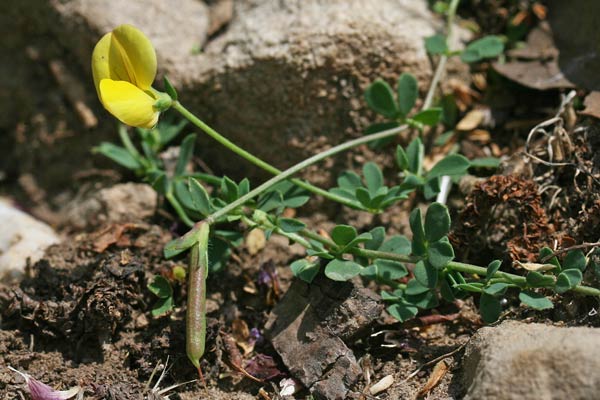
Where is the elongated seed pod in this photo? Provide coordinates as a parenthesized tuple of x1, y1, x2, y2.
(186, 222, 210, 369)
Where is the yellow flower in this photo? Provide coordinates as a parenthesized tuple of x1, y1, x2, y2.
(92, 24, 162, 128)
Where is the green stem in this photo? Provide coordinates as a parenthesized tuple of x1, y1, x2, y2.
(166, 191, 195, 227)
(204, 123, 409, 224)
(422, 0, 460, 110)
(172, 101, 403, 209)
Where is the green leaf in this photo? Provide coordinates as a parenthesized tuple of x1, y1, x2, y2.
(163, 76, 178, 101)
(151, 296, 174, 317)
(347, 232, 374, 249)
(380, 235, 412, 255)
(175, 134, 196, 176)
(93, 142, 142, 170)
(387, 303, 418, 322)
(173, 180, 195, 210)
(425, 34, 448, 55)
(424, 203, 451, 242)
(396, 145, 409, 171)
(435, 131, 455, 146)
(364, 122, 400, 149)
(148, 275, 173, 298)
(331, 225, 357, 246)
(440, 278, 456, 302)
(397, 73, 418, 116)
(409, 208, 427, 256)
(279, 218, 306, 233)
(440, 95, 458, 126)
(337, 171, 363, 191)
(414, 260, 438, 288)
(555, 269, 583, 293)
(427, 239, 454, 269)
(364, 79, 399, 118)
(539, 247, 561, 271)
(519, 291, 553, 310)
(188, 178, 211, 215)
(290, 259, 320, 283)
(157, 119, 187, 145)
(485, 260, 502, 281)
(405, 278, 431, 295)
(257, 190, 283, 212)
(406, 138, 424, 175)
(427, 154, 471, 179)
(453, 283, 484, 293)
(405, 290, 439, 309)
(461, 35, 504, 63)
(363, 162, 384, 195)
(480, 293, 502, 323)
(423, 177, 441, 200)
(361, 260, 408, 281)
(526, 271, 555, 288)
(164, 226, 205, 258)
(365, 227, 386, 251)
(470, 157, 500, 169)
(563, 250, 587, 272)
(220, 176, 239, 203)
(483, 282, 509, 296)
(324, 259, 363, 281)
(411, 108, 443, 126)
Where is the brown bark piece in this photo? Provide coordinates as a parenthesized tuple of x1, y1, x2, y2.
(265, 274, 382, 399)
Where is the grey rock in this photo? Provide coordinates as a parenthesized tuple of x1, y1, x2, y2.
(0, 200, 61, 283)
(61, 183, 157, 230)
(461, 320, 600, 400)
(265, 273, 382, 399)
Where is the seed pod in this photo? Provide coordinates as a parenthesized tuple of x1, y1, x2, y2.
(186, 222, 210, 368)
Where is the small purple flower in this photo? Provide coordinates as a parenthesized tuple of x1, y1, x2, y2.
(249, 327, 264, 346)
(8, 367, 82, 400)
(257, 263, 277, 287)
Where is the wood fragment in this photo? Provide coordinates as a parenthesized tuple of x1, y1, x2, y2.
(416, 359, 450, 398)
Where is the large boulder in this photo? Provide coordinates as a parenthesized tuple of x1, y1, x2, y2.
(461, 320, 600, 400)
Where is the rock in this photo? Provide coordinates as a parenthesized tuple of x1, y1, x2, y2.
(1, 0, 443, 191)
(265, 273, 382, 399)
(0, 200, 60, 283)
(461, 320, 600, 400)
(61, 183, 157, 230)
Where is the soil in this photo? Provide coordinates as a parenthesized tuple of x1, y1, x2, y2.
(2, 1, 600, 400)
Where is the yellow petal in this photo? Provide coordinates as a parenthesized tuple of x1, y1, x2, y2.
(99, 79, 159, 128)
(91, 32, 112, 98)
(111, 24, 157, 90)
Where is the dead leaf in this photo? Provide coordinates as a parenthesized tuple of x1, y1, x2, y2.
(494, 23, 575, 90)
(231, 318, 254, 356)
(416, 359, 449, 398)
(221, 331, 263, 383)
(514, 260, 557, 272)
(417, 313, 460, 326)
(244, 354, 284, 380)
(456, 109, 486, 131)
(246, 228, 266, 255)
(580, 91, 600, 120)
(91, 223, 143, 252)
(369, 374, 394, 395)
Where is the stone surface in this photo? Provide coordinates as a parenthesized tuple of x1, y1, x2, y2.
(61, 183, 158, 230)
(265, 273, 382, 399)
(0, 200, 61, 283)
(461, 320, 600, 400)
(1, 0, 442, 191)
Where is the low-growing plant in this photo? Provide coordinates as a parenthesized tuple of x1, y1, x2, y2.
(90, 1, 600, 373)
